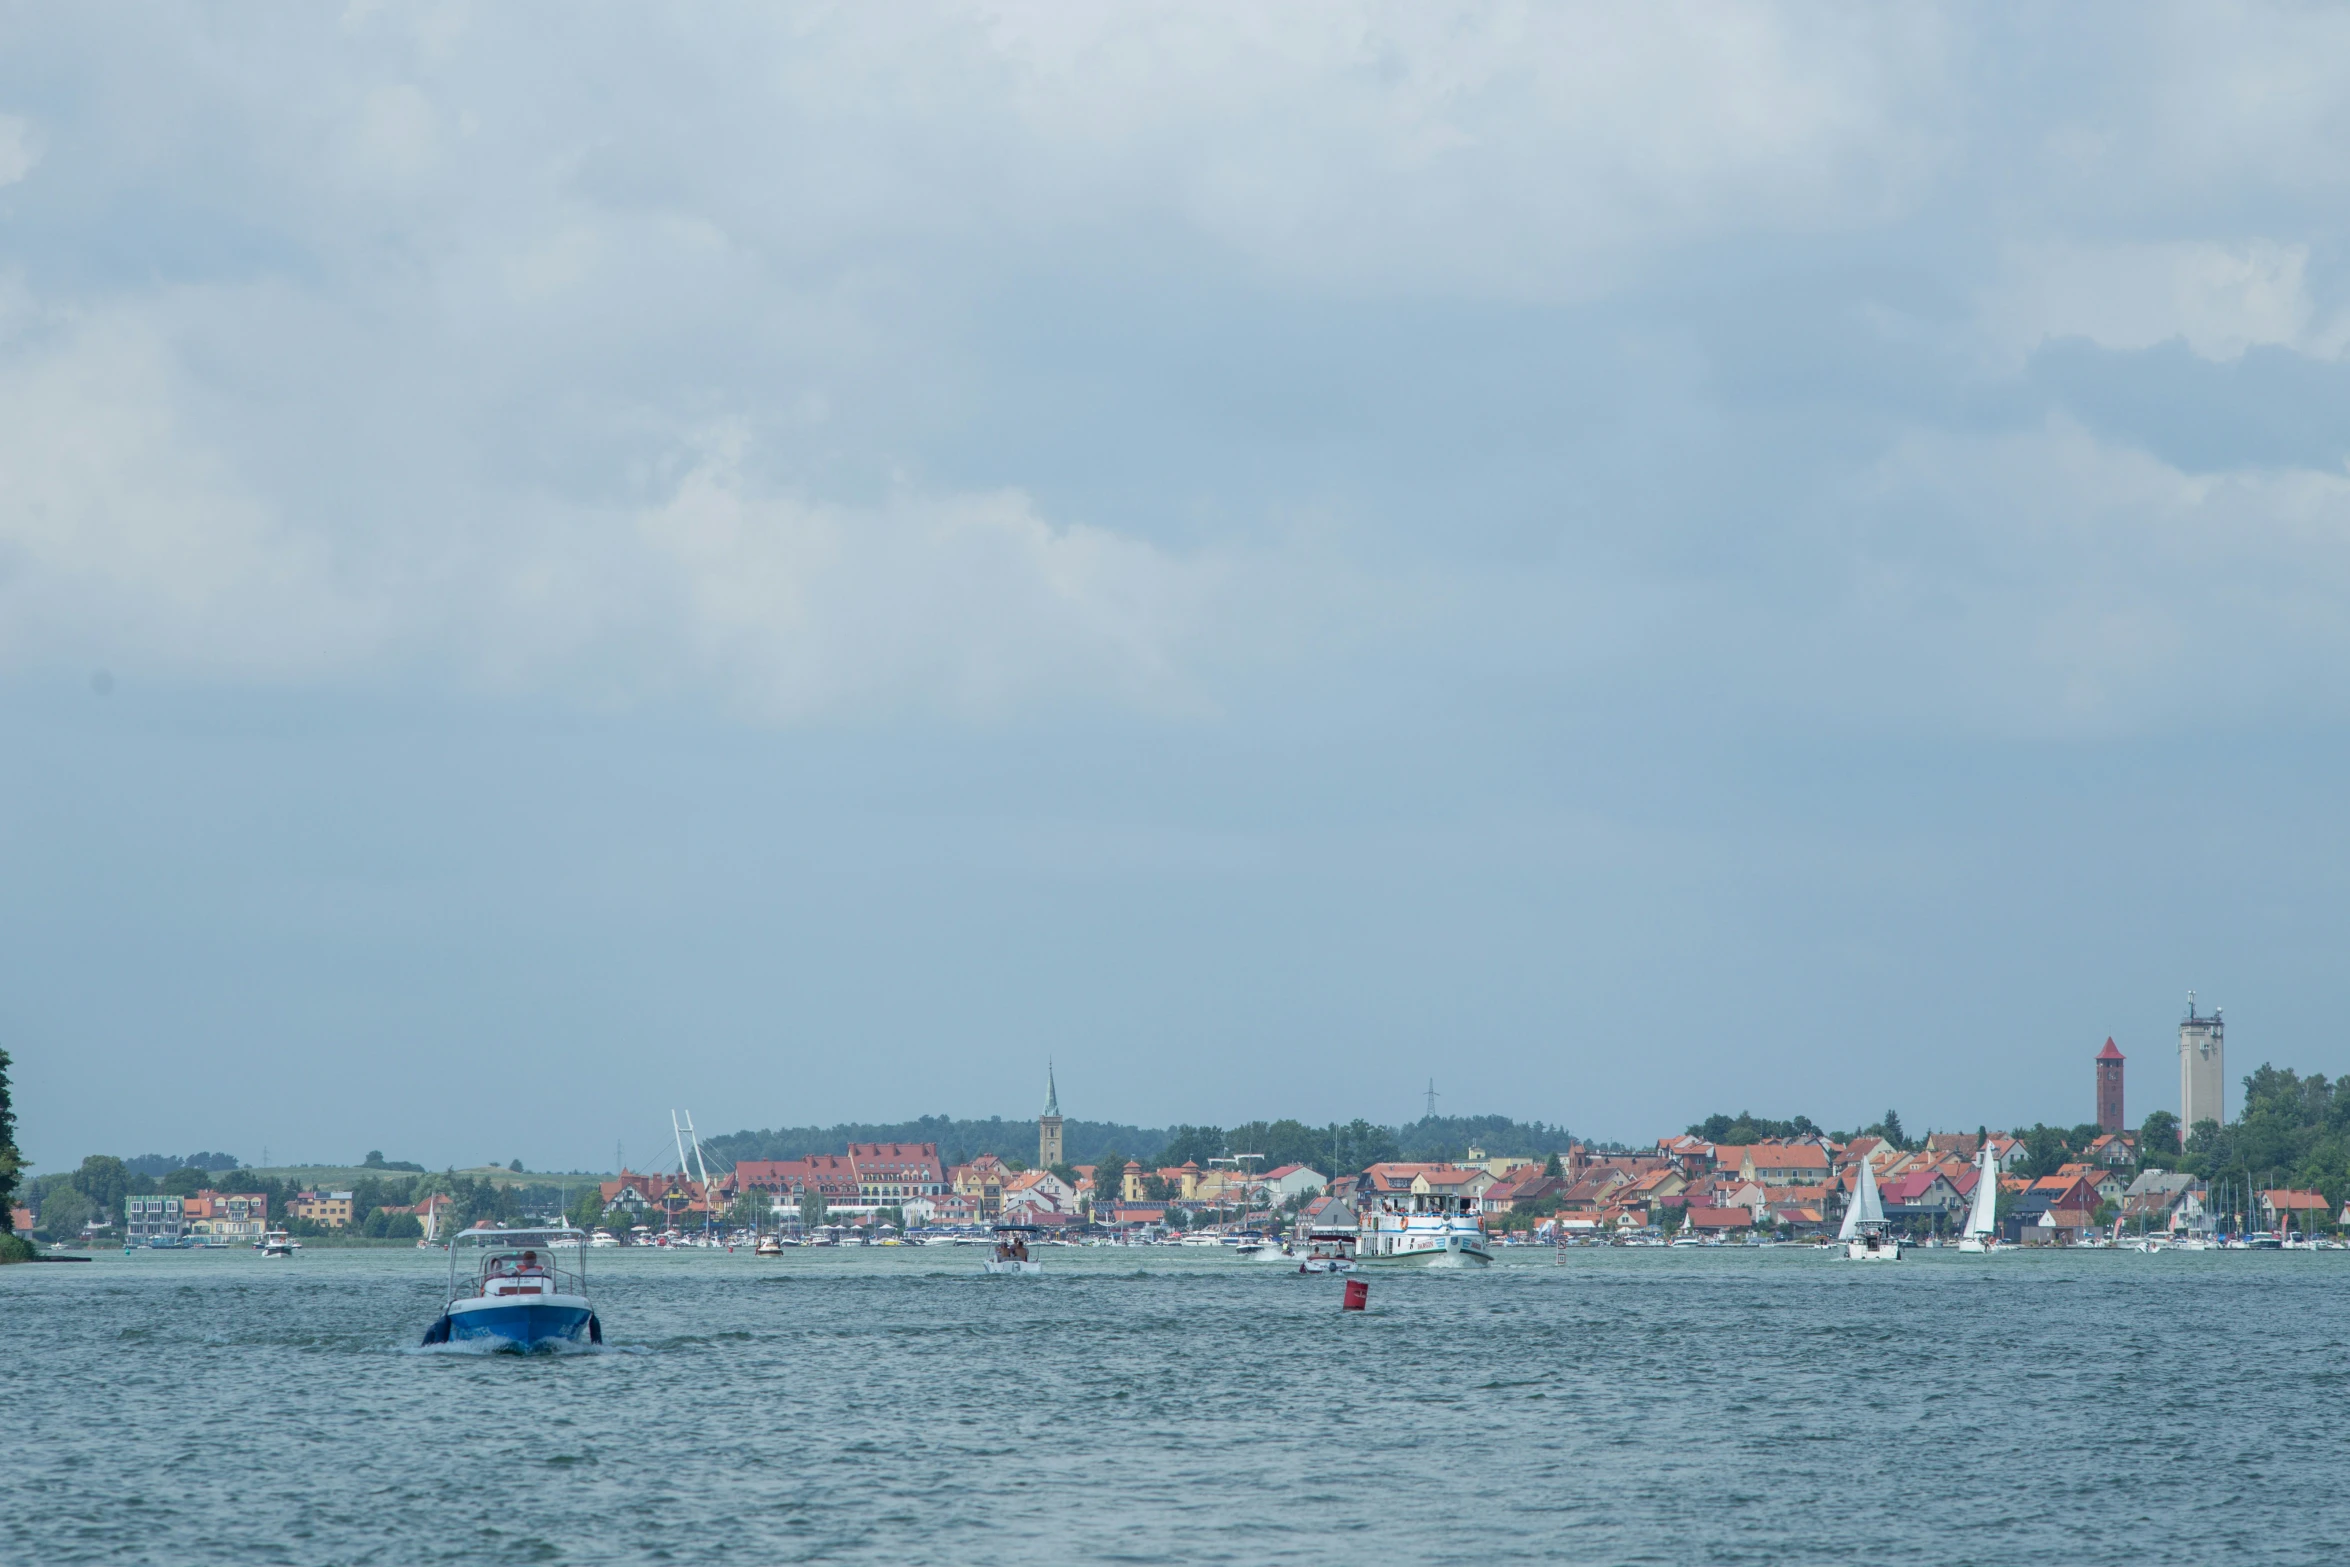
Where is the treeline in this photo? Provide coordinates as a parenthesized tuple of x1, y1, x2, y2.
(2175, 1065, 2350, 1205)
(19, 1157, 592, 1243)
(702, 1112, 1574, 1179)
(702, 1116, 1176, 1172)
(123, 1151, 242, 1178)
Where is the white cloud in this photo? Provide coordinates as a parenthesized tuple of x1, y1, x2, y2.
(1818, 416, 2350, 732)
(0, 300, 1224, 718)
(626, 436, 1222, 721)
(0, 112, 38, 186)
(0, 301, 382, 677)
(1988, 240, 2319, 364)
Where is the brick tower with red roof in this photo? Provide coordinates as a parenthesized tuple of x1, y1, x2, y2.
(2095, 1038, 2125, 1134)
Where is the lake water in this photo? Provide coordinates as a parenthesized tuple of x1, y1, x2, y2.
(6, 1242, 2343, 1565)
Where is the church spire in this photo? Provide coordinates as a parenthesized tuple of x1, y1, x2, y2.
(1043, 1059, 1060, 1117)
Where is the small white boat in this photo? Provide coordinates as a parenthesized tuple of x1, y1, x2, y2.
(983, 1224, 1044, 1275)
(589, 1230, 621, 1249)
(258, 1230, 299, 1257)
(1840, 1152, 1901, 1262)
(1955, 1146, 2000, 1253)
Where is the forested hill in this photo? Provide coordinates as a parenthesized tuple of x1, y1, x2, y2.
(698, 1113, 1575, 1175)
(700, 1117, 1172, 1171)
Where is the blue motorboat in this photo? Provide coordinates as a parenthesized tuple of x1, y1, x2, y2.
(420, 1226, 602, 1350)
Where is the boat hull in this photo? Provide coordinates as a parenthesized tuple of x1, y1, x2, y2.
(1843, 1240, 1903, 1261)
(1357, 1240, 1492, 1266)
(983, 1259, 1042, 1275)
(429, 1294, 599, 1349)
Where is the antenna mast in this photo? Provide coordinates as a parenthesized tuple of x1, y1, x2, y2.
(1424, 1078, 1440, 1119)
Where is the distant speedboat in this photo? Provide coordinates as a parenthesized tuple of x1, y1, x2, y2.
(259, 1231, 299, 1257)
(984, 1224, 1044, 1275)
(421, 1227, 601, 1350)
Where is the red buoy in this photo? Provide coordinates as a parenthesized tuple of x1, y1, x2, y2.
(1342, 1278, 1368, 1311)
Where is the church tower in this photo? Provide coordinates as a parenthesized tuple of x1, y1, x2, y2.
(2095, 1038, 2125, 1133)
(1037, 1061, 1064, 1170)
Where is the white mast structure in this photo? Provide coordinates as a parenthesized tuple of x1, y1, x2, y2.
(671, 1110, 716, 1241)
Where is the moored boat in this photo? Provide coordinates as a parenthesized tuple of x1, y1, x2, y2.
(259, 1230, 300, 1257)
(420, 1226, 601, 1350)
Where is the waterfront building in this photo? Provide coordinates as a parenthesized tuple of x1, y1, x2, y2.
(1037, 1063, 1063, 1170)
(182, 1190, 269, 1245)
(2260, 1189, 2329, 1233)
(1683, 1205, 1753, 1234)
(2096, 1038, 2126, 1133)
(1120, 1160, 1146, 1201)
(1000, 1169, 1076, 1218)
(1260, 1164, 1327, 1204)
(848, 1143, 947, 1207)
(291, 1191, 355, 1227)
(2180, 995, 2225, 1131)
(950, 1155, 1008, 1218)
(125, 1195, 185, 1242)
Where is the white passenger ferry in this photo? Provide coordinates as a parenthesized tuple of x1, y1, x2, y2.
(1356, 1191, 1492, 1266)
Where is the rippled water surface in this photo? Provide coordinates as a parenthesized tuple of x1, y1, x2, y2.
(7, 1243, 2346, 1565)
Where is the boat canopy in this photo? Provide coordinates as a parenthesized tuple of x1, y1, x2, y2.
(451, 1226, 588, 1250)
(990, 1223, 1047, 1234)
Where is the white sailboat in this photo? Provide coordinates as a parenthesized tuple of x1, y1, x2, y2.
(1956, 1145, 2000, 1253)
(1840, 1148, 1901, 1261)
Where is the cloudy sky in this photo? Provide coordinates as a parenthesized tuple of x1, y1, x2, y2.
(7, 4, 2350, 1173)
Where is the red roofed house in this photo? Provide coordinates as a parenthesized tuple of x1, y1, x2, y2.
(1723, 1144, 1831, 1186)
(2261, 1189, 2329, 1235)
(848, 1143, 946, 1208)
(1683, 1205, 1754, 1234)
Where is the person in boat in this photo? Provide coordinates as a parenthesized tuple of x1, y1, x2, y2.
(516, 1249, 544, 1277)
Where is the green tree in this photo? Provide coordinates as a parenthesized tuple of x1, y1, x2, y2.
(1543, 1152, 1564, 1178)
(0, 1047, 19, 1235)
(72, 1155, 128, 1227)
(1091, 1149, 1128, 1213)
(160, 1165, 212, 1198)
(798, 1189, 828, 1232)
(2138, 1111, 2181, 1163)
(2017, 1124, 2072, 1179)
(1157, 1125, 1226, 1168)
(1689, 1111, 1822, 1144)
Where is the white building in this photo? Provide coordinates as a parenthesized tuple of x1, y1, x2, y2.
(1261, 1165, 1327, 1204)
(2180, 995, 2225, 1132)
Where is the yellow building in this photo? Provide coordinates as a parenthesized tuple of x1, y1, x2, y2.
(291, 1191, 354, 1227)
